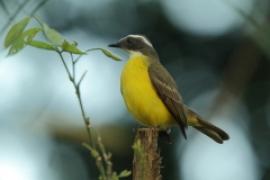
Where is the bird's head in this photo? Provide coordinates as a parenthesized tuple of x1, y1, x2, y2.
(108, 34, 157, 57)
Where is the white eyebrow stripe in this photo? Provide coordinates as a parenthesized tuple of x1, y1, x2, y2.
(128, 35, 153, 47)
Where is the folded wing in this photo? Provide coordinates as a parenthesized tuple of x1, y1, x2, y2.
(148, 62, 188, 138)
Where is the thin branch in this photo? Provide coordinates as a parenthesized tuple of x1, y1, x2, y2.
(222, 0, 260, 28)
(74, 82, 92, 144)
(29, 0, 50, 16)
(58, 51, 73, 81)
(74, 54, 84, 64)
(83, 143, 107, 178)
(0, 0, 31, 34)
(74, 48, 99, 64)
(77, 70, 87, 87)
(70, 53, 76, 81)
(97, 136, 113, 177)
(1, 0, 49, 35)
(57, 50, 94, 147)
(0, 0, 10, 16)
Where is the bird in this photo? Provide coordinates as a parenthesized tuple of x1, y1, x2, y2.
(109, 34, 229, 144)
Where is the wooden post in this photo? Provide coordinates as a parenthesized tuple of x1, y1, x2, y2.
(132, 128, 162, 180)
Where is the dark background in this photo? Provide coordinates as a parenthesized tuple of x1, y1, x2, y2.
(0, 0, 269, 179)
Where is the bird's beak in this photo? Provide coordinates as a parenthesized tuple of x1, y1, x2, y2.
(108, 42, 120, 48)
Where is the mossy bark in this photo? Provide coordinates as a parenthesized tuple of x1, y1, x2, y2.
(132, 128, 162, 180)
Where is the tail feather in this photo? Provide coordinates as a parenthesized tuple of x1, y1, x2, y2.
(194, 127, 224, 144)
(196, 118, 229, 141)
(187, 108, 229, 144)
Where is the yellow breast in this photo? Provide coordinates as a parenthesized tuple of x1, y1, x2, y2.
(120, 53, 175, 128)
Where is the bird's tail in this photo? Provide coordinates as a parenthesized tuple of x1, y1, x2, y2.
(186, 108, 229, 144)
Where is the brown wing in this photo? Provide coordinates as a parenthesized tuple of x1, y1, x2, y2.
(148, 62, 188, 138)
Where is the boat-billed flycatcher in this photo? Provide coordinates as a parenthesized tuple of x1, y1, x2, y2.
(109, 35, 229, 144)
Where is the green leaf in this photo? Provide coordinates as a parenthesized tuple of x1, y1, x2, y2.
(4, 16, 31, 48)
(23, 27, 41, 43)
(87, 48, 121, 61)
(112, 172, 119, 180)
(6, 27, 42, 56)
(8, 37, 25, 55)
(62, 40, 86, 55)
(99, 48, 121, 61)
(27, 40, 56, 51)
(42, 23, 65, 46)
(118, 170, 131, 178)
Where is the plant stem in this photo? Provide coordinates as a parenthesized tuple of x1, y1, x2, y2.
(55, 50, 122, 179)
(97, 136, 113, 177)
(70, 53, 76, 81)
(58, 51, 73, 81)
(75, 81, 93, 144)
(0, 0, 10, 16)
(30, 0, 50, 16)
(57, 50, 94, 147)
(0, 0, 31, 34)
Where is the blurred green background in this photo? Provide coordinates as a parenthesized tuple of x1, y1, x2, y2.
(0, 0, 270, 179)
